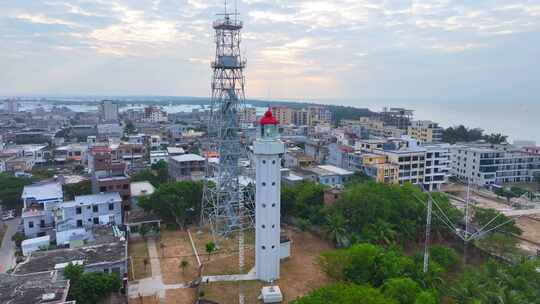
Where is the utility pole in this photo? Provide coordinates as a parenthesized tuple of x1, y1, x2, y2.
(464, 179, 471, 264)
(423, 196, 432, 273)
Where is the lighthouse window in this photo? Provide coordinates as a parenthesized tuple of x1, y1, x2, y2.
(262, 225, 266, 229)
(262, 182, 266, 186)
(272, 203, 276, 207)
(272, 160, 276, 164)
(262, 160, 266, 164)
(271, 245, 275, 249)
(272, 224, 275, 228)
(272, 182, 276, 186)
(262, 204, 266, 208)
(262, 246, 266, 250)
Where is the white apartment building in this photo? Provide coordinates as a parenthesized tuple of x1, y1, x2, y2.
(21, 182, 64, 238)
(450, 145, 540, 186)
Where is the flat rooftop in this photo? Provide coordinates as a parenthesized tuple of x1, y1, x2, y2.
(22, 182, 63, 201)
(0, 272, 69, 304)
(14, 239, 126, 275)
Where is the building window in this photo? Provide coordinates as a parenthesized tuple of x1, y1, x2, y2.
(76, 207, 82, 214)
(28, 221, 34, 228)
(93, 205, 99, 213)
(77, 220, 83, 227)
(109, 203, 114, 211)
(100, 186, 107, 192)
(93, 217, 99, 224)
(123, 184, 129, 189)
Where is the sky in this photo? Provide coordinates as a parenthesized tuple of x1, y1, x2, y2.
(1, 0, 539, 103)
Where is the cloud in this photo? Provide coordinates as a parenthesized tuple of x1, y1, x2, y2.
(0, 0, 539, 100)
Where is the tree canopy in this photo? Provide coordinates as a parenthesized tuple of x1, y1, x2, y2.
(0, 173, 33, 210)
(63, 263, 121, 304)
(138, 181, 202, 227)
(64, 180, 92, 200)
(293, 283, 395, 304)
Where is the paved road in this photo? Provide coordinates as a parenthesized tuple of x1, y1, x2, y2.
(0, 218, 18, 273)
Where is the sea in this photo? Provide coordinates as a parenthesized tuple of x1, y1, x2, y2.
(4, 98, 539, 145)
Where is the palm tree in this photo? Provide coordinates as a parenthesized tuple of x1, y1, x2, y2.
(143, 258, 149, 271)
(205, 242, 216, 261)
(324, 212, 348, 247)
(180, 260, 189, 275)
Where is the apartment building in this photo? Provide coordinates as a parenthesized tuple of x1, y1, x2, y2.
(21, 182, 63, 238)
(407, 120, 443, 143)
(59, 192, 122, 229)
(270, 106, 294, 125)
(99, 100, 119, 122)
(239, 107, 257, 124)
(88, 146, 130, 200)
(362, 154, 399, 184)
(144, 106, 168, 123)
(450, 145, 540, 186)
(168, 154, 206, 181)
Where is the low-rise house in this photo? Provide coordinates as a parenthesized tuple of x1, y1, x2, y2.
(150, 150, 168, 164)
(0, 272, 71, 304)
(58, 192, 122, 229)
(13, 226, 128, 277)
(168, 154, 206, 181)
(21, 182, 63, 238)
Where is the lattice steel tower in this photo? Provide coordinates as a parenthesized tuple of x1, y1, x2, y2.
(202, 5, 253, 238)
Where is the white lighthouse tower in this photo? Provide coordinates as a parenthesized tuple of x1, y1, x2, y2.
(254, 109, 284, 282)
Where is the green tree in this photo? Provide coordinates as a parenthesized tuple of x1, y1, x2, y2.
(293, 283, 395, 304)
(281, 182, 326, 225)
(383, 278, 422, 304)
(442, 125, 484, 144)
(414, 291, 438, 304)
(474, 207, 522, 235)
(124, 121, 136, 135)
(205, 242, 216, 261)
(180, 259, 189, 274)
(323, 211, 349, 247)
(0, 173, 33, 210)
(64, 180, 92, 200)
(429, 245, 459, 271)
(64, 263, 121, 304)
(130, 169, 161, 187)
(483, 133, 508, 144)
(138, 181, 203, 228)
(151, 160, 169, 183)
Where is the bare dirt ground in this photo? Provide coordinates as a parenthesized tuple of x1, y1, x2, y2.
(515, 217, 540, 253)
(157, 230, 201, 285)
(129, 240, 151, 280)
(201, 228, 333, 303)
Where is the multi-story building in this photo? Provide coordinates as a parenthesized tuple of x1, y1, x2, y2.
(293, 109, 310, 126)
(307, 106, 332, 124)
(239, 107, 257, 124)
(523, 146, 540, 155)
(407, 120, 443, 143)
(361, 154, 399, 184)
(423, 144, 451, 191)
(4, 98, 19, 114)
(144, 106, 168, 123)
(450, 145, 540, 186)
(88, 146, 130, 201)
(271, 106, 294, 125)
(168, 154, 206, 181)
(21, 182, 63, 238)
(99, 100, 119, 122)
(296, 165, 354, 187)
(380, 107, 414, 130)
(379, 148, 426, 186)
(58, 192, 122, 229)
